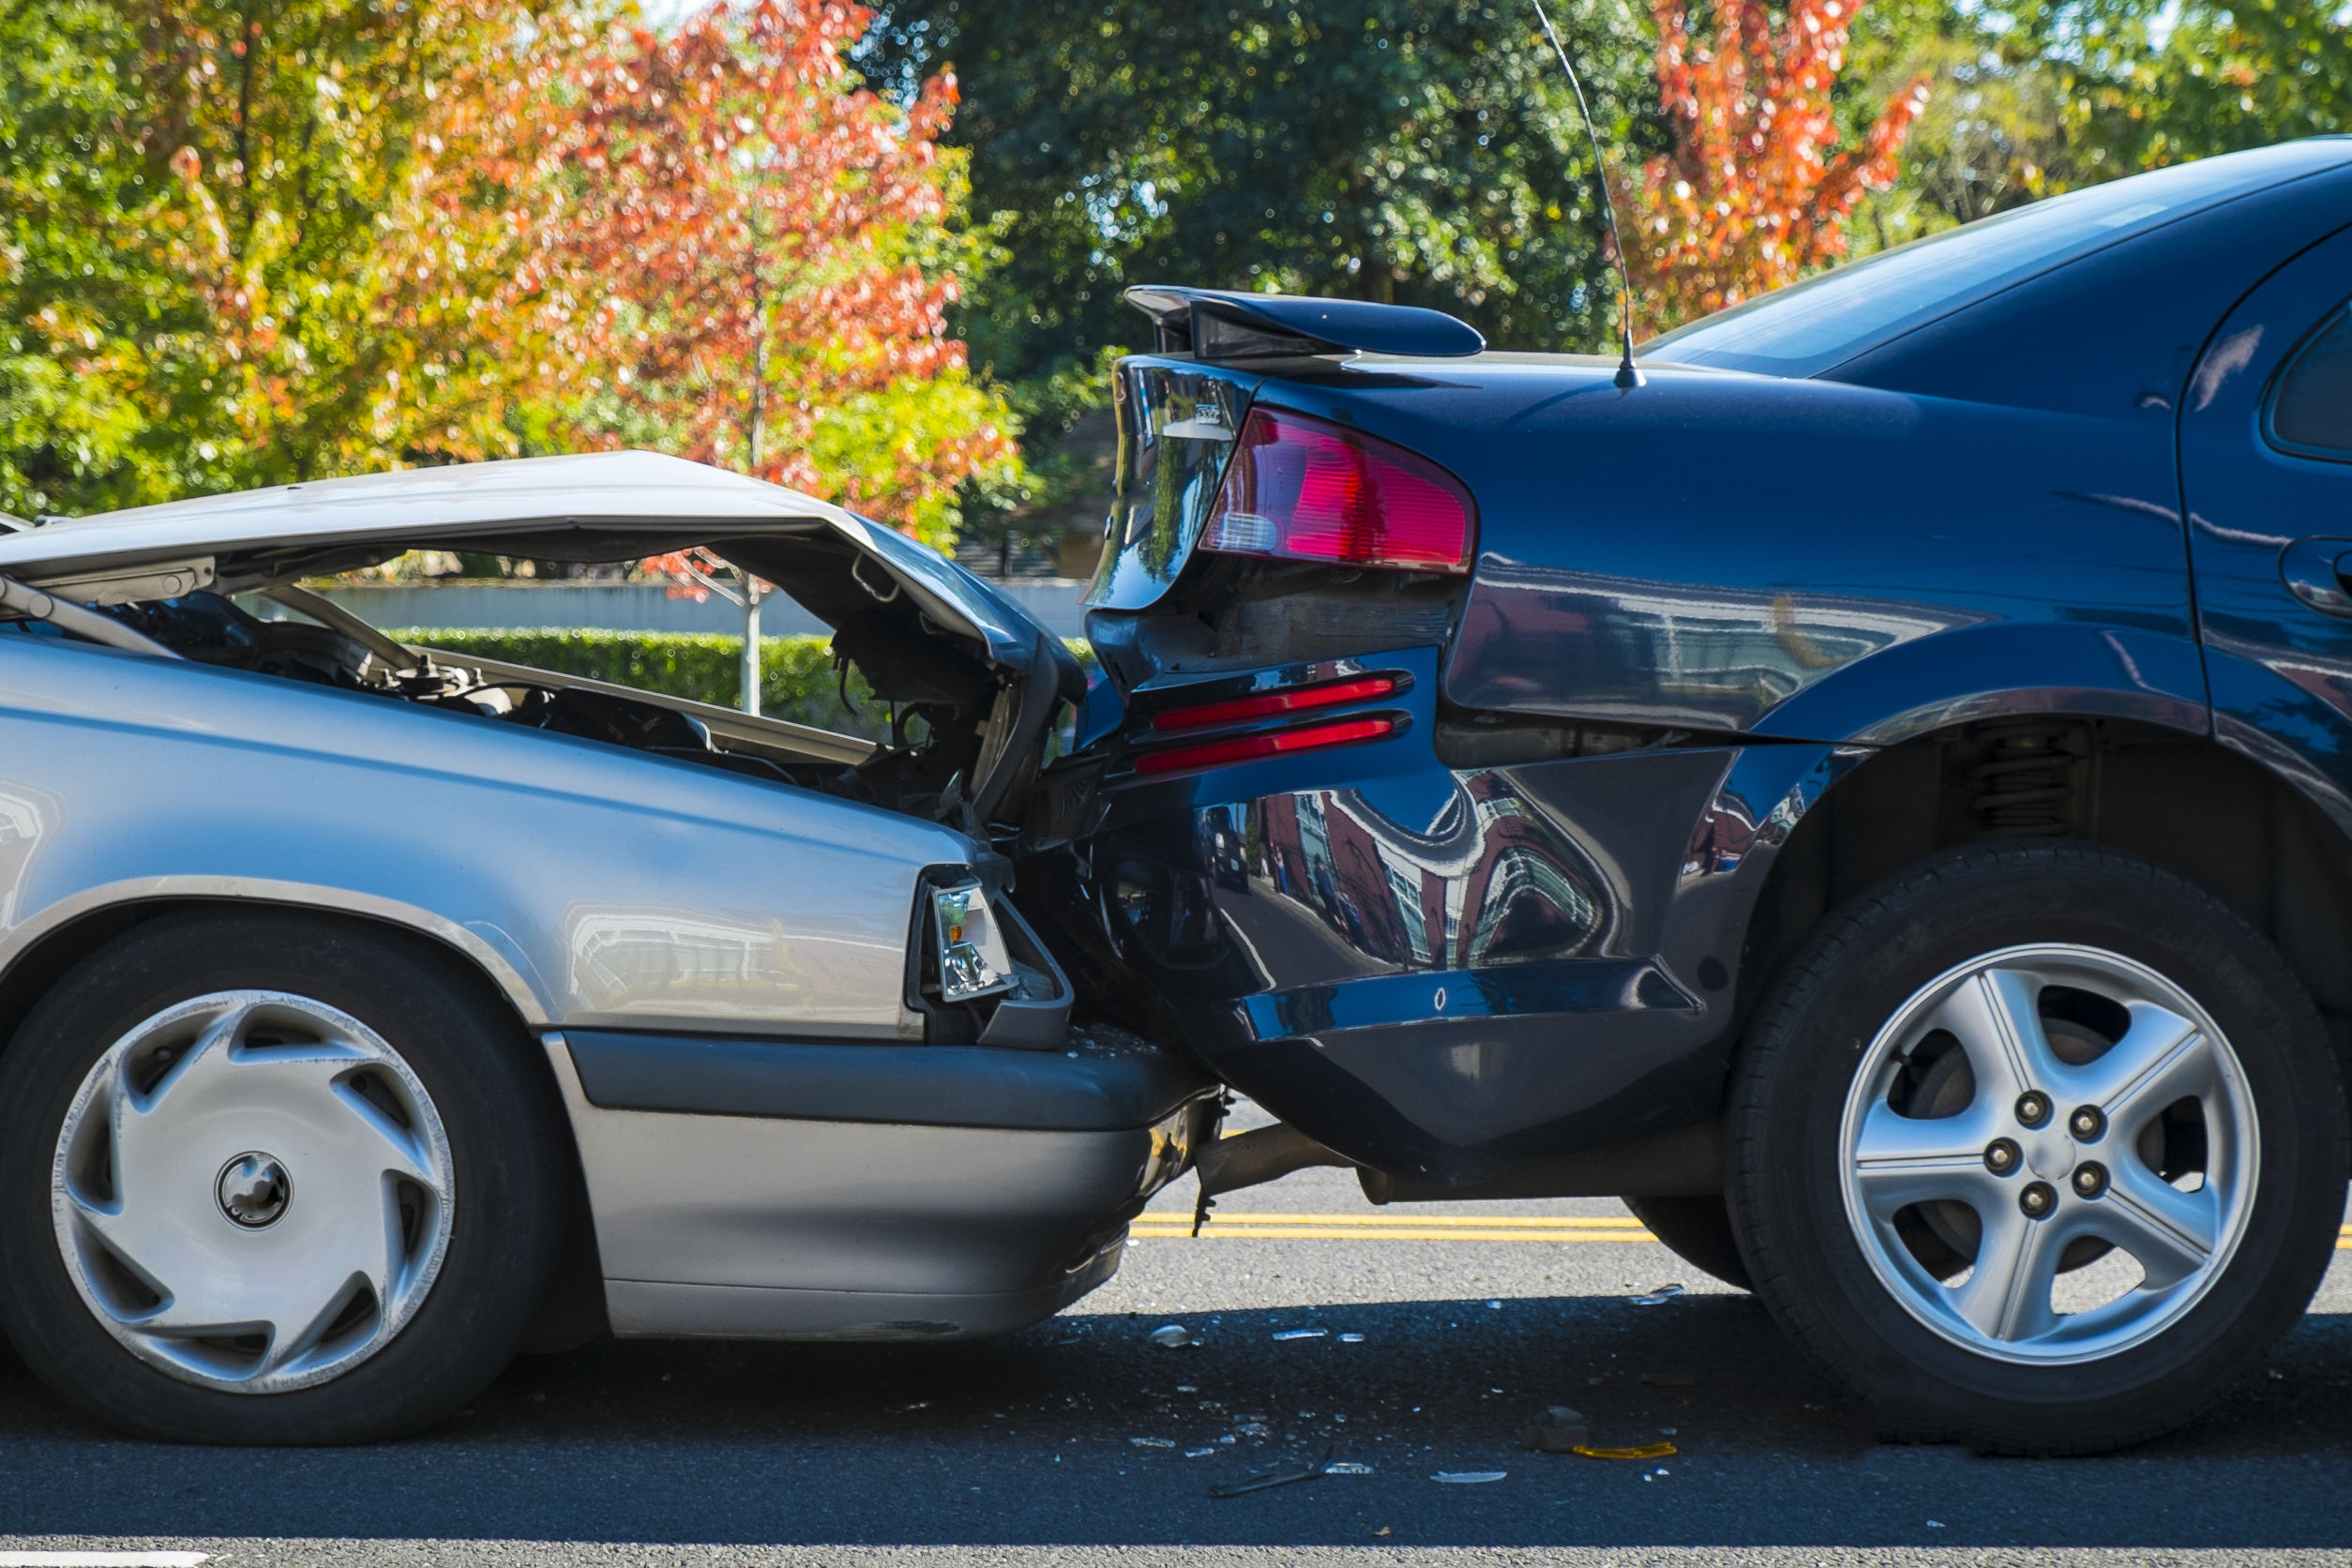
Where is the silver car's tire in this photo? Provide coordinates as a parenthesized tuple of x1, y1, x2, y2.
(0, 910, 566, 1444)
(1726, 842, 2346, 1455)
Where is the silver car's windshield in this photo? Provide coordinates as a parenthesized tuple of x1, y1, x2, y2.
(1641, 139, 2352, 380)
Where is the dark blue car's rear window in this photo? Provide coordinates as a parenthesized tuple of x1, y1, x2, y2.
(1641, 139, 2352, 380)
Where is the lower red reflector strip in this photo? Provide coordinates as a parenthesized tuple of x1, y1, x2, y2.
(1150, 674, 1401, 733)
(1132, 716, 1397, 776)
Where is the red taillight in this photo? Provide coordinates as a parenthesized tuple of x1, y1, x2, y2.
(1149, 674, 1401, 733)
(1132, 716, 1398, 776)
(1200, 409, 1475, 573)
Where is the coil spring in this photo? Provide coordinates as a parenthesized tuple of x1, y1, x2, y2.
(1971, 722, 2076, 836)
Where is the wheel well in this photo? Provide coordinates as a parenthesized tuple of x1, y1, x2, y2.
(0, 897, 609, 1346)
(1741, 716, 2352, 1054)
(0, 897, 539, 1051)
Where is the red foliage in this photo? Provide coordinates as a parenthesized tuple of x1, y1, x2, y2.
(1625, 0, 1930, 324)
(384, 0, 1010, 541)
(547, 1, 967, 486)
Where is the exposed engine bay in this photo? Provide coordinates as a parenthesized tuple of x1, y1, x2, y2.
(87, 582, 1011, 822)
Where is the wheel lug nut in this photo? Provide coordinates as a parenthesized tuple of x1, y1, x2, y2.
(2073, 1162, 2108, 1199)
(1984, 1138, 2021, 1175)
(2070, 1105, 2105, 1140)
(2015, 1092, 2051, 1128)
(2019, 1181, 2057, 1218)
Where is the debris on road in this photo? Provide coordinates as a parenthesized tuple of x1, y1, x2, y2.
(1626, 1283, 1685, 1305)
(1208, 1449, 1334, 1498)
(1184, 1448, 1216, 1458)
(1520, 1406, 1591, 1453)
(1431, 1470, 1508, 1484)
(1339, 1333, 1366, 1343)
(1148, 1324, 1197, 1348)
(1325, 1461, 1375, 1474)
(1573, 1441, 1679, 1461)
(1272, 1328, 1328, 1340)
(1130, 1437, 1176, 1448)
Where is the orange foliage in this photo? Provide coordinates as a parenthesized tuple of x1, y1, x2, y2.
(1624, 0, 1930, 324)
(381, 0, 1010, 543)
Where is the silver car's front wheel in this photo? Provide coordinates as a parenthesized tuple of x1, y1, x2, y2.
(52, 991, 457, 1394)
(1837, 945, 2257, 1364)
(0, 911, 565, 1443)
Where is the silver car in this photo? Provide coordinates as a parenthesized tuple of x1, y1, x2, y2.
(0, 451, 1214, 1443)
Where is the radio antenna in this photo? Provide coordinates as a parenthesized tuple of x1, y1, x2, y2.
(1528, 0, 1644, 389)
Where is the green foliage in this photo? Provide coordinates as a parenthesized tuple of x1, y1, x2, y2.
(0, 0, 539, 517)
(1841, 0, 2350, 253)
(1, 1, 166, 514)
(866, 0, 1661, 380)
(952, 343, 1123, 569)
(2081, 0, 2351, 168)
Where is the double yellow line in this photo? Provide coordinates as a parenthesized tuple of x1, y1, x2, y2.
(1130, 1217, 2352, 1249)
(1128, 1212, 1658, 1244)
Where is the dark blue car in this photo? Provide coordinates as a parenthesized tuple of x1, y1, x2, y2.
(1028, 137, 2352, 1454)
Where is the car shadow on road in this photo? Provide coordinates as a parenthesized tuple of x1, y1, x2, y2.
(1, 1293, 2348, 1550)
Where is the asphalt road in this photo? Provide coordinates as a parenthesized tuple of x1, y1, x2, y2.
(3, 1109, 2350, 1568)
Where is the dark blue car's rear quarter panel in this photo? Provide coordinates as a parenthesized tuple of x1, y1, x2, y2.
(1277, 362, 2197, 743)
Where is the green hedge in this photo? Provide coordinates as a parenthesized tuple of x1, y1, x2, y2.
(392, 630, 888, 738)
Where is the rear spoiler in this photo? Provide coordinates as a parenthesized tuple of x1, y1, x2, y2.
(1123, 285, 1485, 361)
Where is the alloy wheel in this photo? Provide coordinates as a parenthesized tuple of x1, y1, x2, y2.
(1837, 943, 2257, 1365)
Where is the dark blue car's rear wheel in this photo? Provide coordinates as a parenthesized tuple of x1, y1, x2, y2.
(1726, 842, 2345, 1453)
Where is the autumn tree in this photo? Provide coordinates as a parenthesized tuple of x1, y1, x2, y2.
(387, 0, 1017, 551)
(0, 0, 537, 516)
(1622, 0, 1929, 325)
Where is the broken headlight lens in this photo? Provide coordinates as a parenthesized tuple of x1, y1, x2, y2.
(930, 882, 1016, 1003)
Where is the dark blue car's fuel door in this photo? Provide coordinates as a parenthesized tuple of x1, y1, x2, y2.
(2184, 224, 2352, 830)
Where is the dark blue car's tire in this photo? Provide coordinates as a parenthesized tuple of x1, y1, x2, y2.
(1726, 841, 2345, 1455)
(0, 909, 567, 1444)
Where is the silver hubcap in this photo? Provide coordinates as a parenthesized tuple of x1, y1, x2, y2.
(1838, 944, 2257, 1365)
(50, 991, 456, 1393)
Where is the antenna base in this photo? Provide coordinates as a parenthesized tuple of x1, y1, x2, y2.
(1613, 359, 1646, 391)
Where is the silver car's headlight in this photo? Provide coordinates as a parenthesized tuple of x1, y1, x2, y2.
(930, 882, 1017, 1003)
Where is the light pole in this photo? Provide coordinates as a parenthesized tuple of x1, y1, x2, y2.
(740, 579, 762, 717)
